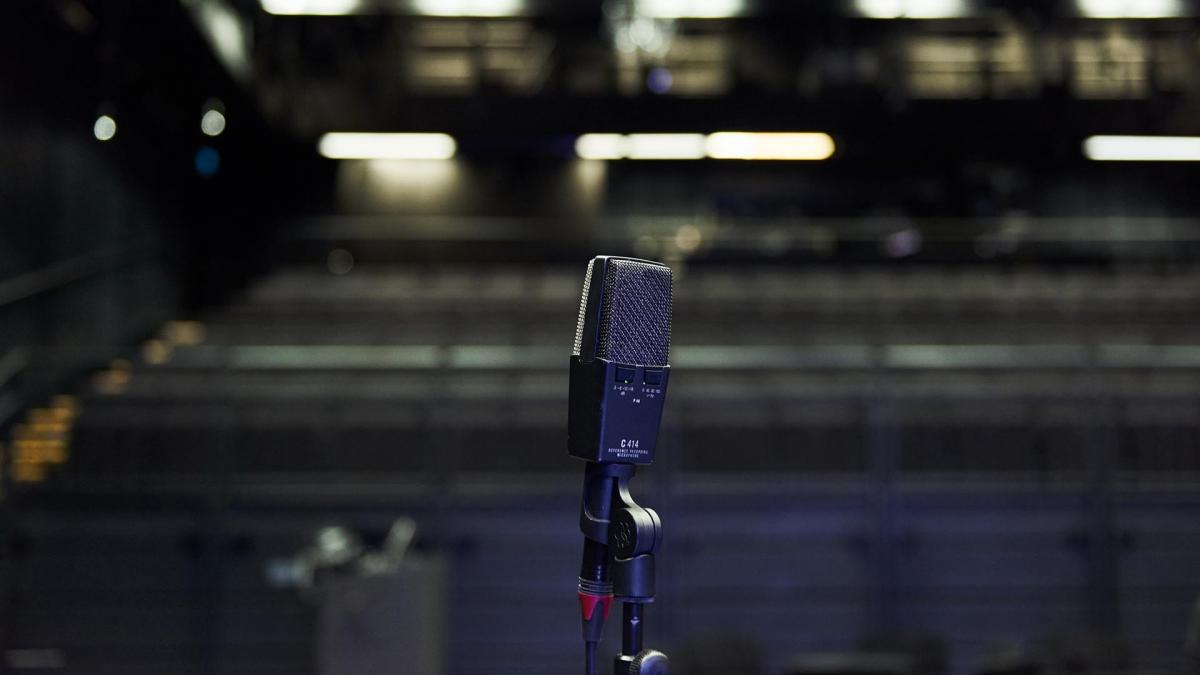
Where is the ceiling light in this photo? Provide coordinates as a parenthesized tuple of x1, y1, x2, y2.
(261, 0, 363, 14)
(626, 134, 707, 160)
(575, 134, 707, 160)
(410, 0, 526, 16)
(189, 1, 252, 82)
(575, 134, 627, 160)
(577, 132, 837, 160)
(635, 0, 746, 19)
(1075, 0, 1185, 18)
(853, 0, 970, 19)
(201, 109, 226, 137)
(705, 132, 835, 160)
(318, 133, 457, 159)
(1083, 135, 1200, 161)
(93, 115, 116, 142)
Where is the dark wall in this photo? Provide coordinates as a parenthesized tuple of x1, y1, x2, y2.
(0, 110, 176, 414)
(0, 1, 314, 415)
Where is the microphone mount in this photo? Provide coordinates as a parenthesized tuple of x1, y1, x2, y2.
(579, 461, 668, 675)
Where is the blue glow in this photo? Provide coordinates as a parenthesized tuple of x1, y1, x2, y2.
(646, 67, 673, 95)
(194, 146, 221, 177)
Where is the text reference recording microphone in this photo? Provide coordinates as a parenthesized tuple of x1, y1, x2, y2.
(569, 256, 673, 675)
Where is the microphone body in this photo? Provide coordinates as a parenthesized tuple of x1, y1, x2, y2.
(568, 256, 672, 465)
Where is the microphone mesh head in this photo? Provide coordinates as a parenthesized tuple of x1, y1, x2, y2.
(572, 259, 596, 358)
(572, 257, 672, 367)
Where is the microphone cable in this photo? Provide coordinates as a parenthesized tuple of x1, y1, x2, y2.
(585, 640, 598, 675)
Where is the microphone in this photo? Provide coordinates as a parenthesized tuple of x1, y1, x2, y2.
(569, 256, 672, 464)
(569, 256, 672, 675)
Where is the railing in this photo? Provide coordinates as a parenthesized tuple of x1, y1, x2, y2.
(0, 241, 158, 431)
(0, 245, 143, 309)
(0, 348, 28, 429)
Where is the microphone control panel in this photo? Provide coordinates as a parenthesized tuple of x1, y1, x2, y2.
(568, 357, 670, 465)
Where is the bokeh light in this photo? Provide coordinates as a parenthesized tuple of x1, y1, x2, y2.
(92, 115, 116, 141)
(201, 108, 227, 137)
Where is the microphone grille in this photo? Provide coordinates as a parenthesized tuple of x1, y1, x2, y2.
(596, 259, 672, 367)
(572, 259, 596, 357)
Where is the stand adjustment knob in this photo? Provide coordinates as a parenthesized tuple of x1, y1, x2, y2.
(629, 649, 669, 674)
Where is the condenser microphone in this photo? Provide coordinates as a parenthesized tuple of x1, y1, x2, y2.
(569, 256, 672, 464)
(569, 256, 673, 675)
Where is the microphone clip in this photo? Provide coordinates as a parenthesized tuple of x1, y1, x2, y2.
(610, 492, 662, 603)
(577, 461, 669, 674)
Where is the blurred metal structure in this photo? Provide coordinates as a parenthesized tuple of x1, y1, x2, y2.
(223, 0, 1200, 139)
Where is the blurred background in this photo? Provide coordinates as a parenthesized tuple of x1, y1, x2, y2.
(3, 1, 1200, 673)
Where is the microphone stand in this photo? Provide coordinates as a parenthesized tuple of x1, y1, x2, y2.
(579, 462, 669, 675)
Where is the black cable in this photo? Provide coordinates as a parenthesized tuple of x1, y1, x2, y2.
(585, 640, 597, 675)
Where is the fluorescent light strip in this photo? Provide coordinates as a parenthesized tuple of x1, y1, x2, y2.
(575, 134, 626, 160)
(261, 0, 530, 15)
(261, 0, 363, 15)
(1083, 135, 1200, 162)
(318, 133, 457, 159)
(576, 132, 835, 161)
(636, 0, 747, 18)
(575, 134, 706, 160)
(410, 0, 526, 16)
(706, 132, 835, 160)
(1076, 0, 1185, 18)
(626, 134, 707, 160)
(853, 0, 970, 19)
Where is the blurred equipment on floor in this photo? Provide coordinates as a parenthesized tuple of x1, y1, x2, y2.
(267, 520, 447, 675)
